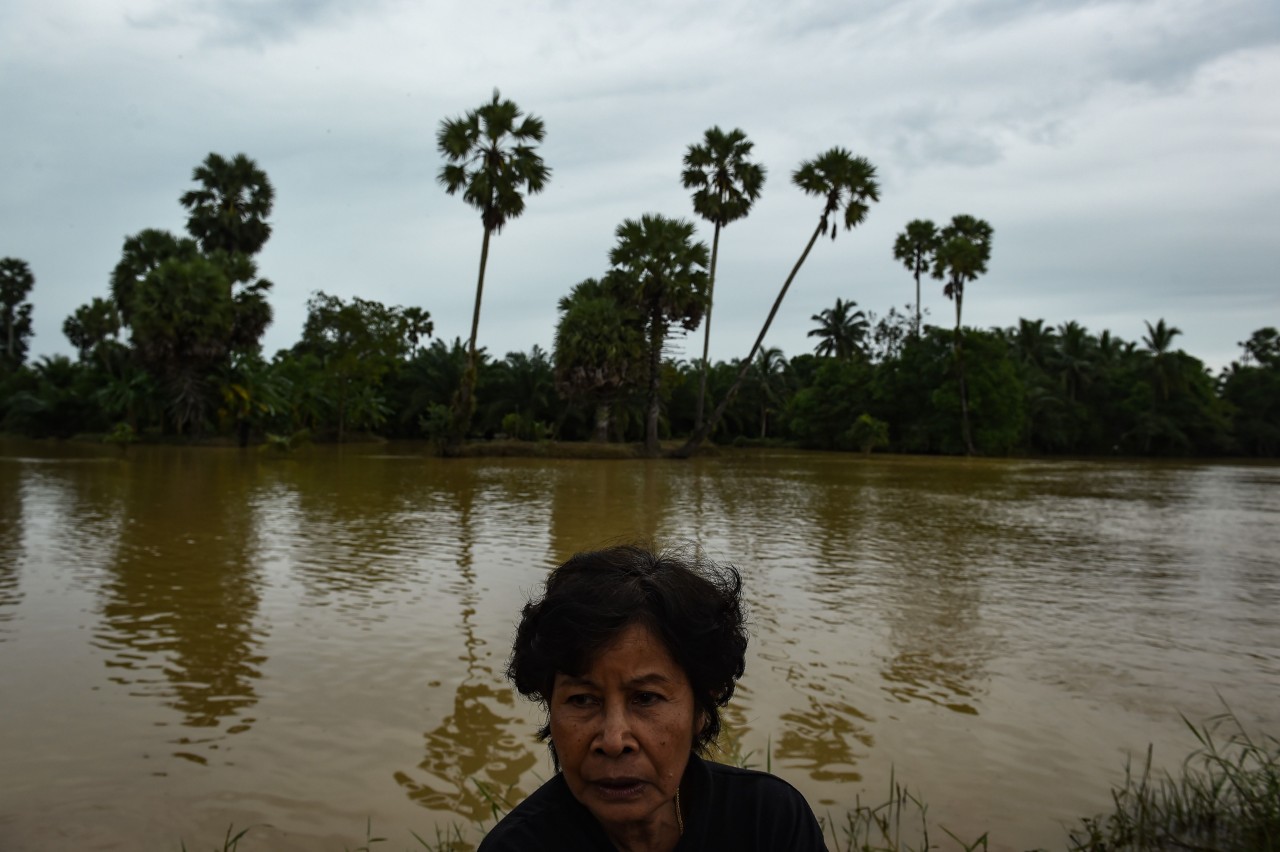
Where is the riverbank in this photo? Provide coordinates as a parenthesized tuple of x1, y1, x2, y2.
(181, 708, 1279, 852)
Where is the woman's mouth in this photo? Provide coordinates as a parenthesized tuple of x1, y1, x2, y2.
(592, 778, 647, 800)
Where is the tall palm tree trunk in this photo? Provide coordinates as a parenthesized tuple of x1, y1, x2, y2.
(953, 286, 975, 455)
(592, 403, 610, 443)
(645, 302, 664, 457)
(914, 268, 922, 336)
(694, 223, 722, 431)
(456, 226, 492, 439)
(675, 218, 824, 457)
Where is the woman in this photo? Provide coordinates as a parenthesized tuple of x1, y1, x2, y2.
(478, 545, 827, 851)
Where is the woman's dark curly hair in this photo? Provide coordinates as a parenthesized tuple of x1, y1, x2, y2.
(507, 544, 748, 757)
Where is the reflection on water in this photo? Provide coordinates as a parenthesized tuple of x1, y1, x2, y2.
(395, 475, 539, 820)
(0, 463, 23, 635)
(90, 451, 265, 749)
(0, 443, 1277, 852)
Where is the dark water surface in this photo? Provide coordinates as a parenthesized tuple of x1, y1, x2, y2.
(1, 440, 1277, 851)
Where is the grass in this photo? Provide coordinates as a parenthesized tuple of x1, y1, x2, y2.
(1066, 707, 1279, 852)
(179, 708, 1278, 851)
(820, 767, 989, 852)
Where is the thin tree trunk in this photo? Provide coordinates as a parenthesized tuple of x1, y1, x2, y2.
(695, 223, 722, 432)
(592, 403, 610, 443)
(675, 218, 825, 458)
(953, 283, 975, 455)
(645, 301, 663, 457)
(456, 226, 492, 441)
(914, 264, 922, 336)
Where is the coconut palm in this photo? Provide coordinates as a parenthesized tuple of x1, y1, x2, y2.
(745, 346, 788, 438)
(1054, 320, 1094, 403)
(1142, 318, 1184, 402)
(606, 214, 709, 456)
(892, 219, 938, 336)
(932, 214, 993, 455)
(808, 297, 869, 360)
(437, 89, 550, 440)
(682, 126, 766, 431)
(1013, 318, 1056, 372)
(678, 147, 879, 456)
(179, 153, 275, 257)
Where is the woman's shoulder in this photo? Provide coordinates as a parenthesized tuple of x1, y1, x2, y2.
(476, 774, 611, 852)
(686, 756, 828, 851)
(700, 757, 813, 801)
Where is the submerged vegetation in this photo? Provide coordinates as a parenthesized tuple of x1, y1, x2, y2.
(178, 709, 1278, 851)
(1, 96, 1275, 457)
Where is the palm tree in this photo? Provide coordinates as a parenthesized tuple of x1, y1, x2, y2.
(1013, 318, 1056, 372)
(808, 297, 869, 360)
(0, 257, 36, 371)
(1054, 320, 1094, 403)
(933, 215, 993, 334)
(1142, 318, 1184, 401)
(553, 278, 646, 442)
(109, 229, 199, 326)
(745, 346, 788, 438)
(892, 219, 938, 336)
(607, 215, 709, 456)
(682, 126, 766, 432)
(678, 147, 879, 456)
(437, 89, 550, 440)
(179, 153, 275, 257)
(932, 214, 993, 455)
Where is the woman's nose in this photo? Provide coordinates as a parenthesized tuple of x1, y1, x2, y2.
(593, 703, 636, 755)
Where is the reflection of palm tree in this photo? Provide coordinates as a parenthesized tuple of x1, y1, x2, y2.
(0, 469, 23, 635)
(95, 451, 264, 749)
(394, 621, 539, 821)
(396, 471, 538, 822)
(775, 695, 873, 783)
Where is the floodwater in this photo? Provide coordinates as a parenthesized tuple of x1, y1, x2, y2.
(0, 439, 1277, 851)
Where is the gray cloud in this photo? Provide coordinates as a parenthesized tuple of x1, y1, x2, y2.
(1, 0, 1276, 374)
(126, 0, 389, 48)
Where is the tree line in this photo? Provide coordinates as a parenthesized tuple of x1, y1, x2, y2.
(0, 91, 1275, 457)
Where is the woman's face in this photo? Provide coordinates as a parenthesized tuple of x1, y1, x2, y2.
(550, 622, 700, 843)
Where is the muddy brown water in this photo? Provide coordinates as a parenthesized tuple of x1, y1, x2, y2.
(1, 440, 1277, 851)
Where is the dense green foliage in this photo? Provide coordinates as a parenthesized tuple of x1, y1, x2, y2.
(0, 257, 36, 372)
(2, 132, 1275, 457)
(606, 214, 710, 456)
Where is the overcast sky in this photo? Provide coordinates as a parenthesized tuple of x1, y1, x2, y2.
(3, 0, 1277, 373)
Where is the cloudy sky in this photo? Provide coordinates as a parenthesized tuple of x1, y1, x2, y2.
(3, 0, 1277, 373)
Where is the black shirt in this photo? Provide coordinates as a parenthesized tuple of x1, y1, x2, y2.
(477, 754, 828, 851)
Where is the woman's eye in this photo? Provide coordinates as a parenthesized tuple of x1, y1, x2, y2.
(566, 693, 598, 708)
(633, 692, 662, 706)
